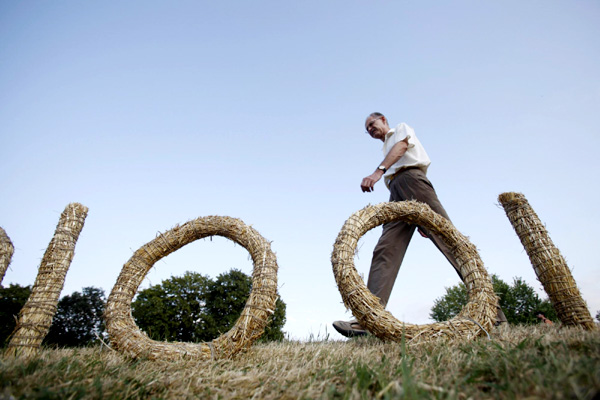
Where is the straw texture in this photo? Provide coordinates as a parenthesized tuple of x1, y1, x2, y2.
(6, 203, 89, 357)
(0, 227, 14, 285)
(332, 201, 498, 344)
(498, 192, 595, 330)
(105, 216, 279, 361)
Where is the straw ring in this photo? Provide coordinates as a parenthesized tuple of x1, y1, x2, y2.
(331, 201, 498, 343)
(105, 216, 278, 361)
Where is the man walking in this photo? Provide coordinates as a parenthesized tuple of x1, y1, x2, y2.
(333, 112, 505, 337)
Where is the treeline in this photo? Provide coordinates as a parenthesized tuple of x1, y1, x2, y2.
(430, 274, 558, 324)
(0, 269, 286, 348)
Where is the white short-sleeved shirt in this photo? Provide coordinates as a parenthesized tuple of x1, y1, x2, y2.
(382, 123, 431, 189)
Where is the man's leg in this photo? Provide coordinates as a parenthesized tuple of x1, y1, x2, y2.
(334, 175, 416, 337)
(366, 219, 416, 307)
(392, 169, 463, 280)
(334, 211, 415, 336)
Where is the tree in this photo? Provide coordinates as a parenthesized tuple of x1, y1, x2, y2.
(132, 271, 212, 342)
(0, 284, 32, 347)
(205, 269, 287, 341)
(501, 277, 556, 324)
(428, 282, 468, 323)
(204, 269, 253, 339)
(44, 287, 106, 347)
(430, 275, 557, 325)
(132, 269, 286, 342)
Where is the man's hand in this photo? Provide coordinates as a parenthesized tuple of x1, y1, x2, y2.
(361, 171, 383, 192)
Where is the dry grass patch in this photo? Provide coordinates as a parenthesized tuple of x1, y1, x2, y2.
(1, 324, 599, 399)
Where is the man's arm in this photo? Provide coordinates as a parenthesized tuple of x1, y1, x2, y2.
(361, 138, 409, 193)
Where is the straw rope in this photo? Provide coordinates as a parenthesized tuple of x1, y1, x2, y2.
(331, 201, 498, 344)
(105, 216, 279, 361)
(498, 192, 595, 330)
(6, 203, 89, 357)
(0, 227, 14, 285)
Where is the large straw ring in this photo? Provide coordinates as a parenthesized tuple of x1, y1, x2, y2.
(332, 201, 498, 343)
(105, 216, 278, 361)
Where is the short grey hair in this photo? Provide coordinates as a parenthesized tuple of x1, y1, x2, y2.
(367, 112, 385, 120)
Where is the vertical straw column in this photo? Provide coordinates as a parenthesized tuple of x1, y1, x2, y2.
(498, 192, 594, 330)
(6, 203, 89, 357)
(0, 227, 14, 285)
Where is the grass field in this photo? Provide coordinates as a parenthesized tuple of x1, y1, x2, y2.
(1, 324, 599, 399)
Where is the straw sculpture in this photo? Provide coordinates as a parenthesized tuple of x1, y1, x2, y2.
(6, 203, 89, 357)
(498, 192, 595, 330)
(331, 200, 498, 344)
(0, 227, 14, 285)
(105, 216, 278, 361)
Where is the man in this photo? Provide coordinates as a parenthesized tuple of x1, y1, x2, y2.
(333, 112, 506, 337)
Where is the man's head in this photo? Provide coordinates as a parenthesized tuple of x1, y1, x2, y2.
(365, 112, 390, 141)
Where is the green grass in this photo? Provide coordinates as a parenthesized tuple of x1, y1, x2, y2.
(1, 324, 598, 399)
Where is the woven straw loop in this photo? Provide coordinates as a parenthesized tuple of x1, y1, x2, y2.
(105, 215, 279, 361)
(331, 201, 498, 344)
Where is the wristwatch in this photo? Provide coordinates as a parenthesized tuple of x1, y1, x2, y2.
(377, 165, 387, 173)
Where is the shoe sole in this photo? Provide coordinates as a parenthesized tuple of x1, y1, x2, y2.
(332, 322, 367, 338)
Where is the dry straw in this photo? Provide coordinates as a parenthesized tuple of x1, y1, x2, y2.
(0, 226, 14, 285)
(6, 203, 89, 357)
(332, 200, 499, 344)
(498, 192, 595, 330)
(105, 215, 279, 361)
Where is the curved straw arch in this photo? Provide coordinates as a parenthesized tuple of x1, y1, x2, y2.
(331, 201, 498, 343)
(0, 227, 14, 285)
(498, 192, 595, 330)
(105, 216, 279, 361)
(6, 203, 88, 357)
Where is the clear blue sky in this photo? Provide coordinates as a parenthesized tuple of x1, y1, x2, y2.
(1, 1, 599, 340)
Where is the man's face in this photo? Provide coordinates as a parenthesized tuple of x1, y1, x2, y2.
(365, 116, 387, 140)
